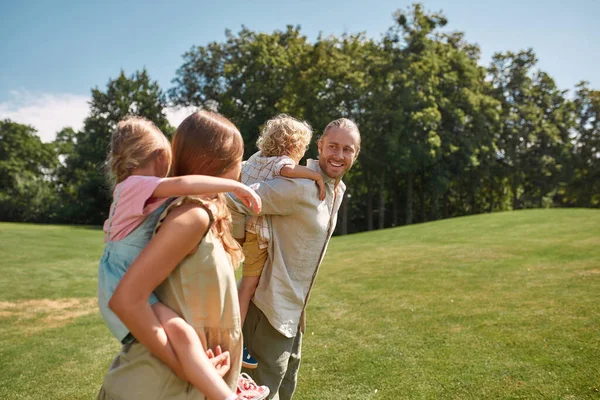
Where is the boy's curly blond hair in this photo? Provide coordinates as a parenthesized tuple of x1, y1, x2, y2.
(256, 114, 313, 161)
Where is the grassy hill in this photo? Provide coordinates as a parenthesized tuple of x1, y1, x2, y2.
(1, 209, 599, 399)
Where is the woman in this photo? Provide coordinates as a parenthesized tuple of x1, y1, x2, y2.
(98, 111, 259, 400)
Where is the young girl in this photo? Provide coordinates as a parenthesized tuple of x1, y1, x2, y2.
(98, 116, 267, 399)
(237, 114, 325, 368)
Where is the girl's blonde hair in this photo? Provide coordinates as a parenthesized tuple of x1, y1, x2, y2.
(107, 116, 172, 186)
(256, 114, 313, 161)
(171, 110, 244, 268)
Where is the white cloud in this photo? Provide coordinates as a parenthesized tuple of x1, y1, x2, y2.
(165, 105, 199, 129)
(0, 91, 199, 143)
(0, 91, 90, 142)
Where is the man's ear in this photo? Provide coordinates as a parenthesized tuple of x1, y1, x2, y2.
(317, 138, 323, 155)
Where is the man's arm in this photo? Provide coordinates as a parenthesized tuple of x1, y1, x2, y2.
(280, 165, 325, 201)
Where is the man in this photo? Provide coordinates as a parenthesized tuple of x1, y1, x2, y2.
(227, 118, 361, 399)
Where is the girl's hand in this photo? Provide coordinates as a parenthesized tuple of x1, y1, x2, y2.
(206, 345, 231, 378)
(233, 184, 262, 214)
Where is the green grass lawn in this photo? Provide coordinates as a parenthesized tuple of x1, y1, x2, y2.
(1, 209, 599, 399)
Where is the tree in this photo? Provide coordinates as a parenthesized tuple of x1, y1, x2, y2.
(165, 3, 599, 234)
(0, 120, 59, 222)
(60, 70, 172, 224)
(489, 51, 572, 209)
(431, 32, 501, 218)
(564, 82, 600, 207)
(170, 25, 312, 156)
(302, 33, 389, 231)
(386, 4, 448, 224)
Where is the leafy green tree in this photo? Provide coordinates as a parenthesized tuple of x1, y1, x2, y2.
(304, 33, 390, 231)
(521, 71, 573, 207)
(564, 82, 600, 207)
(60, 70, 172, 224)
(0, 120, 59, 222)
(386, 4, 447, 224)
(53, 127, 77, 163)
(489, 51, 573, 209)
(431, 32, 501, 218)
(166, 3, 598, 234)
(170, 25, 312, 155)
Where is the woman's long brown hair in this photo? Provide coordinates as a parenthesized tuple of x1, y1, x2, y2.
(171, 110, 244, 267)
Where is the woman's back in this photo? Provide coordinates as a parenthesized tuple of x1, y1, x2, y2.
(156, 196, 242, 389)
(98, 197, 242, 400)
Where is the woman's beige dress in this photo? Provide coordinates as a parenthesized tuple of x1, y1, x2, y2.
(97, 197, 243, 400)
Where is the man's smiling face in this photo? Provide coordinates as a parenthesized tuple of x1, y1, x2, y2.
(317, 127, 360, 180)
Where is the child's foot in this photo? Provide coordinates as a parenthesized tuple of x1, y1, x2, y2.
(237, 373, 270, 400)
(242, 347, 258, 369)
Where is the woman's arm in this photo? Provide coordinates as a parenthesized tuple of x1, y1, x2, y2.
(153, 303, 234, 399)
(109, 204, 234, 398)
(153, 176, 261, 214)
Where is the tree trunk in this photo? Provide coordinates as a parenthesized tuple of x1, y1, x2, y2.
(367, 188, 374, 231)
(430, 178, 439, 221)
(340, 192, 349, 235)
(392, 182, 399, 227)
(470, 179, 478, 215)
(419, 174, 426, 223)
(442, 191, 449, 219)
(488, 177, 494, 213)
(460, 182, 467, 216)
(405, 172, 413, 225)
(378, 173, 385, 230)
(512, 175, 519, 210)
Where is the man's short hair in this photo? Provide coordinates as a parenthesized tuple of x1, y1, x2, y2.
(321, 118, 361, 150)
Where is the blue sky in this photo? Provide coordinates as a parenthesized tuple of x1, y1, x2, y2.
(1, 0, 598, 141)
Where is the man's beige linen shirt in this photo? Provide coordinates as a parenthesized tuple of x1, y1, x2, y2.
(227, 159, 345, 338)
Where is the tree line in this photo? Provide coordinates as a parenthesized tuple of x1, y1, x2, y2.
(1, 4, 598, 234)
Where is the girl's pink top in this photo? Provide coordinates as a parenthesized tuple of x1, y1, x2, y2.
(103, 175, 168, 242)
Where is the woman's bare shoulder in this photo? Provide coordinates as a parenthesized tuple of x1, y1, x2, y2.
(161, 201, 211, 237)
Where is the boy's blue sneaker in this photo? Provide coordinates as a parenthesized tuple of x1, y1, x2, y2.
(242, 347, 258, 369)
